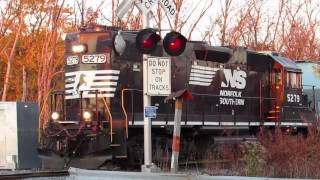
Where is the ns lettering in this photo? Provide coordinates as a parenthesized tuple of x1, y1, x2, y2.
(221, 69, 247, 89)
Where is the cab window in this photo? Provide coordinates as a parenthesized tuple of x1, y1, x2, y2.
(286, 72, 302, 89)
(272, 70, 282, 85)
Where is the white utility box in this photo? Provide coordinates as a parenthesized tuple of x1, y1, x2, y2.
(0, 102, 40, 169)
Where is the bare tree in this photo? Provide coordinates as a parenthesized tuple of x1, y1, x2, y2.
(219, 0, 233, 46)
(1, 2, 23, 101)
(22, 66, 27, 102)
(37, 0, 67, 130)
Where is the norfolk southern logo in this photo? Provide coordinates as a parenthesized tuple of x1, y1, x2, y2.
(189, 64, 247, 89)
(189, 64, 219, 86)
(65, 70, 120, 99)
(189, 63, 247, 106)
(219, 69, 247, 105)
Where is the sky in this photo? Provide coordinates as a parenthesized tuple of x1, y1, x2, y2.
(1, 0, 319, 45)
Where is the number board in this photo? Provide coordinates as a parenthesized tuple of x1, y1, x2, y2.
(147, 57, 171, 96)
(66, 56, 79, 65)
(82, 54, 108, 64)
(287, 93, 301, 103)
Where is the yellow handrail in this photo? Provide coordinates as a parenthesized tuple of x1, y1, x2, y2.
(121, 89, 142, 139)
(102, 97, 113, 143)
(121, 89, 129, 138)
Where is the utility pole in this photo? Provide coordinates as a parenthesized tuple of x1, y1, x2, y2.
(141, 12, 159, 172)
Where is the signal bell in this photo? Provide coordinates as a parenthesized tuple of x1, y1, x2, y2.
(136, 28, 161, 54)
(163, 31, 187, 56)
(113, 31, 126, 56)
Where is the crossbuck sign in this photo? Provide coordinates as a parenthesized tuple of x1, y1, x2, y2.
(135, 0, 157, 13)
(117, 0, 177, 19)
(158, 0, 177, 18)
(136, 0, 177, 18)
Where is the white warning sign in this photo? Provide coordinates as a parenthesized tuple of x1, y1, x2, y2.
(147, 57, 171, 96)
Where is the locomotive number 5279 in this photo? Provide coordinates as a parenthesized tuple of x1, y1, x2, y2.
(82, 54, 107, 64)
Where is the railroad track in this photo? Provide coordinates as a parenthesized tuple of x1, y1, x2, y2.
(0, 170, 69, 179)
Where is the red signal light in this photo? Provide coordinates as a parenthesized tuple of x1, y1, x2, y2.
(163, 31, 187, 56)
(141, 38, 154, 49)
(169, 38, 182, 51)
(136, 28, 161, 54)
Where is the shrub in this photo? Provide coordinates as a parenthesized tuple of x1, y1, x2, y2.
(259, 126, 320, 178)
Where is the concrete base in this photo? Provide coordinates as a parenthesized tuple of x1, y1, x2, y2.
(141, 164, 161, 173)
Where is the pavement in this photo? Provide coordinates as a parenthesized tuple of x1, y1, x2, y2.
(67, 168, 312, 180)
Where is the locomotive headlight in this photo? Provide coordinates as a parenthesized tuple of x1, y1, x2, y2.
(83, 111, 92, 121)
(72, 43, 87, 53)
(51, 112, 60, 121)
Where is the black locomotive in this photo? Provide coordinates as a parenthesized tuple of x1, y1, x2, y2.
(38, 25, 317, 169)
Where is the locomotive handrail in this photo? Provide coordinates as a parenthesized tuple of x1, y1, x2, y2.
(185, 92, 279, 124)
(102, 96, 113, 143)
(282, 105, 309, 109)
(190, 92, 278, 100)
(121, 89, 143, 138)
(302, 84, 317, 87)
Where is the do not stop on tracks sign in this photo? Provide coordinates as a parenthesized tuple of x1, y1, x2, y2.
(147, 57, 171, 96)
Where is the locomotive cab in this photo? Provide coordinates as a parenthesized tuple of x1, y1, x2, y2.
(262, 52, 309, 123)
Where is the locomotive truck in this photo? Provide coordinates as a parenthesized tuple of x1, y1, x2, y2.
(38, 25, 317, 169)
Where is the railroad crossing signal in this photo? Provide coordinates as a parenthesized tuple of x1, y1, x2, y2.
(163, 31, 187, 56)
(135, 28, 161, 54)
(135, 29, 187, 56)
(115, 0, 179, 172)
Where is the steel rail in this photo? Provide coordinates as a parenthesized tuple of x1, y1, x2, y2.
(0, 170, 69, 180)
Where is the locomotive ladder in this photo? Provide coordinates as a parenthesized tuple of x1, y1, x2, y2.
(265, 103, 280, 122)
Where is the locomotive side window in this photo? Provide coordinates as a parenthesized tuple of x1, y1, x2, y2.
(297, 73, 302, 88)
(286, 72, 302, 89)
(271, 70, 282, 85)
